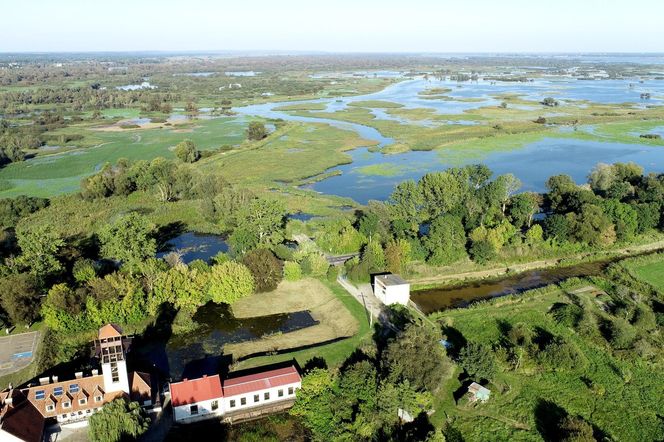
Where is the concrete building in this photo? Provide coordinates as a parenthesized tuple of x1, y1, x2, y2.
(170, 365, 302, 424)
(374, 274, 411, 306)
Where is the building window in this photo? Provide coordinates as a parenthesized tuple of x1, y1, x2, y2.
(95, 395, 102, 403)
(46, 404, 55, 412)
(110, 362, 120, 383)
(77, 411, 83, 416)
(211, 400, 218, 411)
(253, 394, 259, 403)
(79, 398, 87, 406)
(69, 384, 80, 394)
(35, 390, 45, 400)
(230, 400, 236, 408)
(63, 401, 71, 409)
(288, 387, 294, 395)
(190, 405, 198, 415)
(70, 412, 76, 417)
(240, 397, 246, 406)
(278, 389, 284, 397)
(86, 409, 91, 414)
(61, 414, 67, 419)
(264, 392, 270, 400)
(53, 387, 63, 396)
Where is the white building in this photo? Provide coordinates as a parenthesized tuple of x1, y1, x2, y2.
(170, 365, 302, 424)
(374, 274, 411, 306)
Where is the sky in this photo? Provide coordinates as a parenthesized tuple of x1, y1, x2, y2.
(2, 0, 664, 53)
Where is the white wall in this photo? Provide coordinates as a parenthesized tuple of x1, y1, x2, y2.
(223, 381, 300, 413)
(102, 360, 129, 394)
(375, 281, 410, 306)
(173, 398, 224, 423)
(0, 429, 27, 442)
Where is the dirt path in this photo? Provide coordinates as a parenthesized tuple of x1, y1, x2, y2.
(411, 239, 664, 287)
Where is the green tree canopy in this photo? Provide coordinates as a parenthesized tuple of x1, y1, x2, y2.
(174, 139, 200, 163)
(99, 213, 157, 269)
(207, 261, 255, 304)
(16, 223, 64, 278)
(241, 249, 283, 292)
(88, 398, 150, 442)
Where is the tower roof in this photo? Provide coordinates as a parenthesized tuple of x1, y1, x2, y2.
(98, 324, 123, 340)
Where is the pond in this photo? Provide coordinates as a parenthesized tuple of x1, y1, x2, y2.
(131, 302, 318, 379)
(157, 232, 228, 264)
(411, 261, 607, 314)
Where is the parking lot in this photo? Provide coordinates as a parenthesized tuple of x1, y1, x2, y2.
(0, 331, 40, 378)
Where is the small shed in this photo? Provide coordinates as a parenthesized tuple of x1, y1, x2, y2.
(467, 382, 491, 403)
(374, 274, 410, 306)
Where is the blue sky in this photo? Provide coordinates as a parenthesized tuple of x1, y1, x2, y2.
(2, 0, 663, 52)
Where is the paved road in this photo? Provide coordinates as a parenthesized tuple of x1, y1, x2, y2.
(0, 331, 40, 377)
(337, 276, 397, 330)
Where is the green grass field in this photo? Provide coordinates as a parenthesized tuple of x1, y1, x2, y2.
(0, 117, 249, 198)
(624, 254, 664, 291)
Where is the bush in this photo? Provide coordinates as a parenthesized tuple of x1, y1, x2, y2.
(458, 342, 496, 381)
(283, 261, 302, 281)
(242, 249, 283, 292)
(469, 240, 496, 264)
(549, 303, 584, 328)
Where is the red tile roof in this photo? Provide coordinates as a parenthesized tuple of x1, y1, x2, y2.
(98, 323, 123, 340)
(170, 375, 223, 407)
(222, 366, 301, 397)
(0, 390, 45, 442)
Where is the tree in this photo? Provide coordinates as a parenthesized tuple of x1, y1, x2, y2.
(241, 249, 283, 292)
(235, 198, 286, 248)
(73, 258, 97, 283)
(567, 205, 616, 246)
(247, 121, 268, 140)
(382, 323, 452, 392)
(389, 180, 422, 236)
(385, 239, 411, 274)
(494, 173, 522, 215)
(207, 261, 255, 304)
(88, 398, 150, 442)
(546, 174, 577, 212)
(558, 415, 596, 442)
(151, 264, 207, 314)
(458, 342, 496, 381)
(508, 192, 540, 229)
(541, 97, 559, 107)
(99, 213, 156, 269)
(16, 223, 64, 278)
(361, 240, 386, 273)
(423, 215, 467, 266)
(588, 163, 617, 194)
(0, 273, 40, 326)
(174, 140, 200, 163)
(290, 368, 336, 440)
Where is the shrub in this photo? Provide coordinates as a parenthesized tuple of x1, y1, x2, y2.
(283, 261, 302, 281)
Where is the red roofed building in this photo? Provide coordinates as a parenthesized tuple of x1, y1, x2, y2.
(170, 365, 301, 424)
(170, 375, 223, 422)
